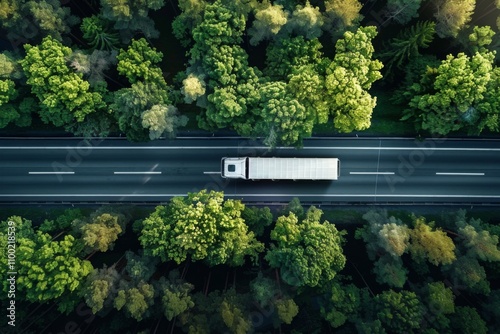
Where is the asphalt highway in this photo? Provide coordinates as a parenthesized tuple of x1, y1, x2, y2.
(0, 137, 499, 204)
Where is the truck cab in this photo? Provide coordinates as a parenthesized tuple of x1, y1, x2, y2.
(221, 157, 247, 179)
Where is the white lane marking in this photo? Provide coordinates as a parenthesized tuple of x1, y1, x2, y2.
(203, 171, 221, 175)
(114, 171, 162, 175)
(29, 172, 75, 175)
(436, 172, 485, 176)
(2, 146, 500, 151)
(350, 172, 395, 175)
(1, 194, 500, 198)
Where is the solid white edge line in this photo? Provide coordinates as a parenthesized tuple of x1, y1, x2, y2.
(28, 172, 75, 175)
(1, 194, 500, 198)
(2, 146, 500, 151)
(436, 172, 485, 176)
(113, 172, 162, 175)
(350, 172, 395, 175)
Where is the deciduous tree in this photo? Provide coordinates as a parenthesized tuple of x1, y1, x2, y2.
(435, 0, 476, 38)
(409, 216, 456, 266)
(285, 1, 323, 39)
(158, 270, 195, 321)
(241, 206, 273, 237)
(20, 36, 105, 128)
(254, 81, 313, 147)
(325, 26, 383, 133)
(320, 281, 364, 328)
(16, 231, 93, 307)
(100, 0, 165, 41)
(323, 0, 362, 35)
(265, 206, 346, 287)
(82, 265, 121, 314)
(374, 290, 424, 333)
(114, 280, 155, 321)
(139, 190, 264, 266)
(141, 104, 188, 140)
(402, 50, 496, 135)
(248, 1, 288, 46)
(81, 213, 124, 253)
(450, 306, 487, 334)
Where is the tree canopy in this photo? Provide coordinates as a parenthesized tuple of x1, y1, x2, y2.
(265, 206, 346, 287)
(139, 190, 264, 266)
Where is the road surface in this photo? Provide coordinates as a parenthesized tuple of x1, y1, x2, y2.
(0, 137, 499, 204)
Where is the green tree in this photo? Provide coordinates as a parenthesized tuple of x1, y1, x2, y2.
(112, 82, 164, 141)
(320, 281, 364, 328)
(248, 1, 288, 46)
(254, 81, 314, 147)
(249, 272, 279, 308)
(0, 0, 79, 43)
(81, 213, 124, 253)
(116, 38, 165, 85)
(81, 15, 120, 51)
(171, 0, 207, 46)
(373, 255, 408, 288)
(323, 0, 362, 35)
(402, 50, 496, 135)
(158, 270, 195, 321)
(450, 306, 487, 334)
(468, 26, 496, 53)
(285, 1, 323, 39)
(100, 0, 165, 41)
(424, 281, 455, 317)
(265, 206, 346, 287)
(275, 297, 299, 325)
(82, 265, 121, 314)
(39, 208, 85, 234)
(181, 73, 206, 103)
(325, 26, 383, 133)
(69, 50, 118, 86)
(458, 224, 500, 262)
(374, 290, 424, 334)
(265, 36, 324, 81)
(434, 0, 476, 38)
(357, 209, 411, 259)
(141, 104, 188, 140)
(409, 216, 456, 266)
(114, 280, 155, 321)
(241, 206, 273, 237)
(16, 231, 93, 306)
(378, 21, 436, 74)
(288, 64, 329, 124)
(220, 289, 252, 334)
(386, 0, 423, 24)
(139, 190, 264, 266)
(20, 36, 105, 128)
(281, 196, 305, 219)
(124, 250, 159, 282)
(444, 255, 490, 294)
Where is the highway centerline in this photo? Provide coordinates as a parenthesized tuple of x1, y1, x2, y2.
(350, 172, 395, 175)
(436, 172, 485, 176)
(28, 171, 75, 175)
(113, 171, 162, 175)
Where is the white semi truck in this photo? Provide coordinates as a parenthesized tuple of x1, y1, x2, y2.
(221, 157, 340, 180)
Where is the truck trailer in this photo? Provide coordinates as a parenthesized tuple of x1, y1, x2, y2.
(221, 157, 340, 180)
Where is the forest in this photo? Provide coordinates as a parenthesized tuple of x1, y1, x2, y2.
(1, 193, 500, 333)
(0, 0, 499, 145)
